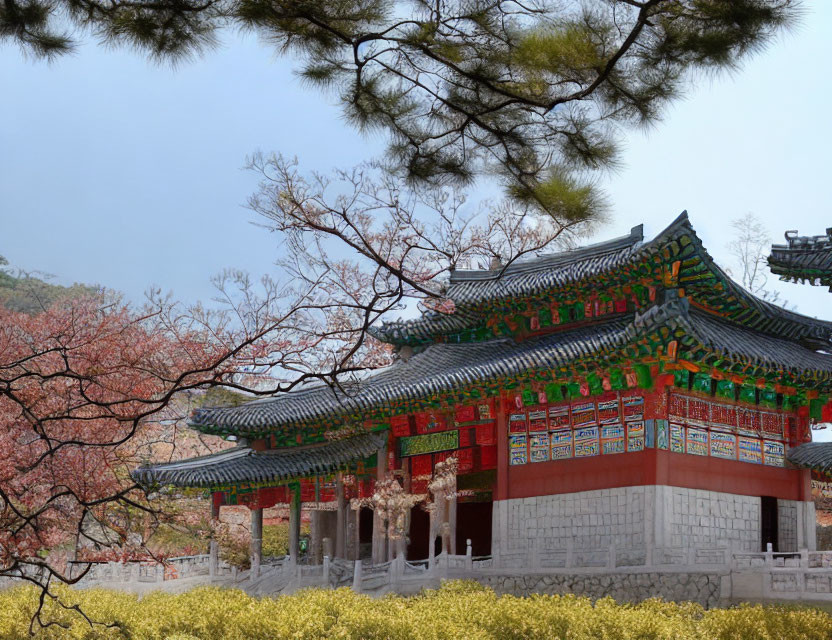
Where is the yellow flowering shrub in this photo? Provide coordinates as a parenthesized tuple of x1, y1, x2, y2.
(0, 580, 831, 639)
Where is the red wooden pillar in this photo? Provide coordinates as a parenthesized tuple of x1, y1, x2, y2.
(496, 391, 509, 501)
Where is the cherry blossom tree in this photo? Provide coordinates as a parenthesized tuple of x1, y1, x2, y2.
(1, 160, 579, 629)
(0, 267, 392, 630)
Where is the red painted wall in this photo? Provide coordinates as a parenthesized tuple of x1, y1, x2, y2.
(502, 449, 809, 502)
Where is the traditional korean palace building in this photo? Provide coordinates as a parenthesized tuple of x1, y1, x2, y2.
(134, 213, 832, 573)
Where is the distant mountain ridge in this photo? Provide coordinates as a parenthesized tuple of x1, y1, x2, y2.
(0, 255, 101, 313)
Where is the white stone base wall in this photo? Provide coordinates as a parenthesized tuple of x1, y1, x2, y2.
(664, 487, 759, 551)
(491, 485, 805, 558)
(492, 486, 649, 553)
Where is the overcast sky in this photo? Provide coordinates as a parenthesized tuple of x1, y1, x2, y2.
(2, 2, 830, 322)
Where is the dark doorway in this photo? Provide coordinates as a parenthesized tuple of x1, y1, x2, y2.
(761, 496, 779, 552)
(405, 501, 493, 559)
(456, 501, 493, 557)
(358, 507, 374, 559)
(407, 505, 430, 560)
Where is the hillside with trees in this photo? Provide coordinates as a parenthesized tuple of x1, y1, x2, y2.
(0, 255, 101, 314)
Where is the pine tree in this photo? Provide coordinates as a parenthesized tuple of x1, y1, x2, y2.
(3, 0, 799, 221)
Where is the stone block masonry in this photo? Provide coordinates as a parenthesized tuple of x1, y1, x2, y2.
(778, 500, 798, 552)
(492, 485, 772, 557)
(493, 486, 647, 553)
(477, 572, 723, 608)
(665, 487, 759, 552)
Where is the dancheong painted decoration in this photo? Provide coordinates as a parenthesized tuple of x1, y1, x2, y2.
(132, 212, 832, 564)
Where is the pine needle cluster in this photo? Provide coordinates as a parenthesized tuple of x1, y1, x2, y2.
(2, 0, 800, 222)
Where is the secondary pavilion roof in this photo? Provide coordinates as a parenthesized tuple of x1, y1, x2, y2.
(132, 431, 386, 489)
(769, 228, 832, 290)
(189, 298, 832, 439)
(370, 212, 832, 346)
(787, 442, 832, 474)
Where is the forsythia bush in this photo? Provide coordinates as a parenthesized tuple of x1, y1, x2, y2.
(1, 580, 831, 640)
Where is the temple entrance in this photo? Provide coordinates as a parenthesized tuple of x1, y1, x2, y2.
(456, 500, 492, 557)
(761, 496, 779, 552)
(405, 499, 493, 560)
(358, 506, 374, 559)
(407, 505, 430, 560)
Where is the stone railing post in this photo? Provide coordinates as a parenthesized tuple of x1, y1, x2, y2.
(466, 539, 473, 572)
(352, 559, 362, 592)
(391, 554, 404, 590)
(156, 563, 164, 583)
(797, 556, 807, 595)
(798, 548, 810, 597)
(323, 555, 330, 587)
(765, 542, 774, 568)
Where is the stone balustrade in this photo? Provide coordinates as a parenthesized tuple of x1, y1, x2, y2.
(11, 545, 832, 606)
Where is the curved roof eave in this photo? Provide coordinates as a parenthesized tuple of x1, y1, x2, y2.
(787, 442, 832, 474)
(371, 211, 832, 346)
(131, 431, 387, 490)
(189, 297, 832, 437)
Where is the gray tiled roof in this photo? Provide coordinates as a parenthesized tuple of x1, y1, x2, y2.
(640, 299, 832, 376)
(191, 300, 832, 436)
(132, 431, 386, 489)
(192, 319, 632, 434)
(371, 213, 832, 345)
(445, 224, 644, 305)
(370, 225, 643, 344)
(787, 442, 832, 473)
(769, 228, 832, 290)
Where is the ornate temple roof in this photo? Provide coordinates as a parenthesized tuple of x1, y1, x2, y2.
(370, 213, 832, 346)
(445, 225, 644, 306)
(189, 298, 832, 438)
(769, 228, 832, 290)
(786, 442, 832, 474)
(132, 431, 386, 489)
(192, 319, 631, 436)
(633, 298, 832, 376)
